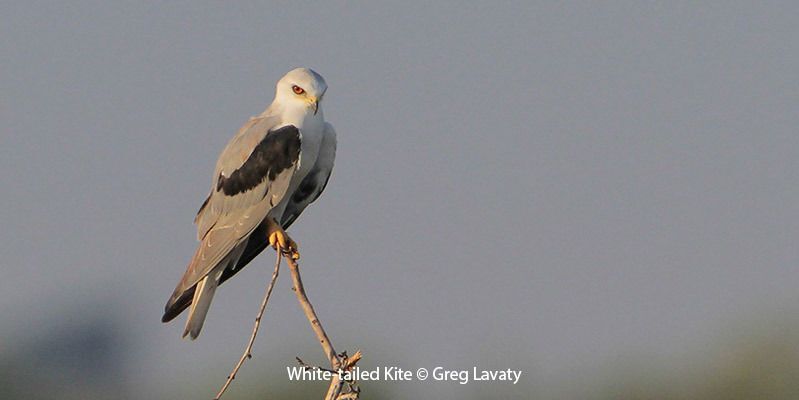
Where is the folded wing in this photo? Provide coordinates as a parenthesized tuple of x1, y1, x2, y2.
(162, 118, 301, 324)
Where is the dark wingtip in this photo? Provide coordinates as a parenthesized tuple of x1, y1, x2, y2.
(161, 288, 194, 323)
(162, 302, 179, 323)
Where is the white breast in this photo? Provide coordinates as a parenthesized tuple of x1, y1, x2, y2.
(268, 109, 326, 221)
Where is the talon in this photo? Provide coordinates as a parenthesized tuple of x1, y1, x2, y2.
(268, 230, 289, 250)
(277, 231, 288, 249)
(286, 238, 299, 259)
(265, 218, 299, 259)
(282, 238, 300, 260)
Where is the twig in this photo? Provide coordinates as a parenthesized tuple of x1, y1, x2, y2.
(296, 352, 363, 400)
(212, 244, 360, 400)
(331, 351, 363, 399)
(214, 249, 281, 400)
(284, 254, 340, 368)
(284, 253, 361, 400)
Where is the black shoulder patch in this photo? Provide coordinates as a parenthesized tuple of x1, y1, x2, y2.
(217, 125, 301, 196)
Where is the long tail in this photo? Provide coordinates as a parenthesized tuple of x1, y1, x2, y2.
(182, 274, 219, 340)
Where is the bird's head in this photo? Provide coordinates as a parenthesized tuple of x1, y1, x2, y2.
(275, 68, 327, 115)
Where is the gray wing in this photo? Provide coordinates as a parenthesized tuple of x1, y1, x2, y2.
(163, 116, 301, 321)
(226, 123, 337, 278)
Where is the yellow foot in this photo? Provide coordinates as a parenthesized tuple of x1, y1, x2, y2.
(266, 219, 300, 260)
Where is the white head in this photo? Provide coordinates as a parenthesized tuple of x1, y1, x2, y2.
(273, 68, 328, 116)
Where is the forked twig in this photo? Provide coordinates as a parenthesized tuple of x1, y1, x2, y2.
(213, 244, 360, 400)
(214, 250, 281, 400)
(295, 351, 363, 400)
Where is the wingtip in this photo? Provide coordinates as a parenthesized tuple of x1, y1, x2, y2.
(162, 301, 179, 323)
(162, 289, 195, 323)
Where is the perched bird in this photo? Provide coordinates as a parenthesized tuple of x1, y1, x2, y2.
(162, 68, 337, 339)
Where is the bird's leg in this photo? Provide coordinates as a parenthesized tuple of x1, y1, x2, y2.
(266, 218, 299, 260)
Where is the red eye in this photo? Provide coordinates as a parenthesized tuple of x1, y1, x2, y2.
(292, 85, 305, 95)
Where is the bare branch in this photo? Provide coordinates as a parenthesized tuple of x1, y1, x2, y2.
(284, 253, 361, 400)
(284, 253, 340, 368)
(214, 249, 282, 400)
(212, 244, 361, 400)
(283, 254, 342, 399)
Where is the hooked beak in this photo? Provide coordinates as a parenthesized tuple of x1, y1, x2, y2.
(308, 96, 319, 115)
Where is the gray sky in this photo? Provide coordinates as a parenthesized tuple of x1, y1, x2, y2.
(2, 2, 798, 399)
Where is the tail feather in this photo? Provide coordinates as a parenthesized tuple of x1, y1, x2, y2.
(182, 274, 218, 340)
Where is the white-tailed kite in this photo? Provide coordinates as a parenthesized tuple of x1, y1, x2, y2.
(162, 68, 337, 339)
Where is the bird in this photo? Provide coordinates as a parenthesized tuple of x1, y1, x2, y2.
(162, 68, 337, 339)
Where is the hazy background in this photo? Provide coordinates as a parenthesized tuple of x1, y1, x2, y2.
(2, 2, 798, 399)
